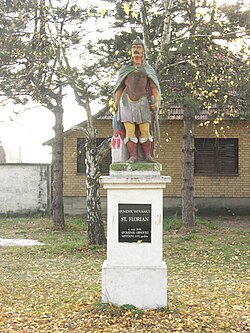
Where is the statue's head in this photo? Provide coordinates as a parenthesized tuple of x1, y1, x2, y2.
(131, 36, 144, 58)
(132, 36, 144, 48)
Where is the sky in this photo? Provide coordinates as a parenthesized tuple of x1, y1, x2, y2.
(0, 92, 94, 163)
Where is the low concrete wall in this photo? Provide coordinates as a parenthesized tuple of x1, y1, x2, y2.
(64, 196, 250, 217)
(64, 196, 107, 217)
(0, 164, 51, 215)
(164, 197, 250, 216)
(194, 197, 250, 216)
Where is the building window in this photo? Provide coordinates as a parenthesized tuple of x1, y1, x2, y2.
(194, 138, 238, 175)
(77, 138, 111, 175)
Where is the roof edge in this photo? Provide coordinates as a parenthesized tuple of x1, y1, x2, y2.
(43, 106, 109, 146)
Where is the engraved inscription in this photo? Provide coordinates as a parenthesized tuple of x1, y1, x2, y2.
(118, 204, 151, 243)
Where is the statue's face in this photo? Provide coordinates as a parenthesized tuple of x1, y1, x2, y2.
(132, 44, 144, 58)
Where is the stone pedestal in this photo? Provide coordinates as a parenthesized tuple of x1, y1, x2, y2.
(100, 163, 171, 309)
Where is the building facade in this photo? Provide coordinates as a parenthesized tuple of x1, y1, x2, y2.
(44, 112, 250, 216)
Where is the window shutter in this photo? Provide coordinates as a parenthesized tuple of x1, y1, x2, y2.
(77, 138, 111, 175)
(96, 138, 112, 175)
(217, 139, 238, 174)
(77, 139, 86, 174)
(195, 138, 238, 175)
(195, 139, 217, 174)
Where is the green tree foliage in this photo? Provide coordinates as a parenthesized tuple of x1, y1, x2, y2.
(1, 0, 249, 232)
(160, 0, 250, 114)
(0, 0, 111, 242)
(47, 0, 111, 243)
(0, 0, 66, 229)
(100, 0, 249, 226)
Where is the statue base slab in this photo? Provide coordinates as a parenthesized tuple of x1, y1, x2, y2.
(102, 260, 167, 309)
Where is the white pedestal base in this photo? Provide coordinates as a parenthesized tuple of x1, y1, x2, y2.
(101, 166, 171, 309)
(102, 260, 167, 309)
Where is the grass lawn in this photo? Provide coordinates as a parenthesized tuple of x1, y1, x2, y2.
(0, 215, 249, 332)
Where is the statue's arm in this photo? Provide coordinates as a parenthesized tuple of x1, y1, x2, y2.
(114, 86, 124, 109)
(149, 79, 159, 111)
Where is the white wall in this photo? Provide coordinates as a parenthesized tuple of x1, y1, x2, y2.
(0, 164, 51, 215)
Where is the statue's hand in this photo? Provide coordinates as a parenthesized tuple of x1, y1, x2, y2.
(150, 96, 158, 111)
(109, 98, 118, 115)
(113, 129, 120, 137)
(151, 102, 158, 111)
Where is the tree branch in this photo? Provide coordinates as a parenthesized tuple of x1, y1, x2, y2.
(171, 29, 250, 44)
(155, 0, 174, 71)
(138, 0, 150, 60)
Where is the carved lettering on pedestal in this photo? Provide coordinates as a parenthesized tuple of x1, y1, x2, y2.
(118, 203, 151, 243)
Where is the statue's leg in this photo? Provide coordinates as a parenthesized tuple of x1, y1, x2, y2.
(139, 123, 155, 163)
(124, 122, 138, 163)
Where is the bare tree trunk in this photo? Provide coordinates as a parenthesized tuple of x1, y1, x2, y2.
(155, 0, 174, 71)
(52, 93, 65, 230)
(138, 0, 150, 60)
(182, 108, 195, 227)
(139, 0, 174, 66)
(85, 136, 106, 245)
(82, 99, 106, 245)
(62, 59, 107, 243)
